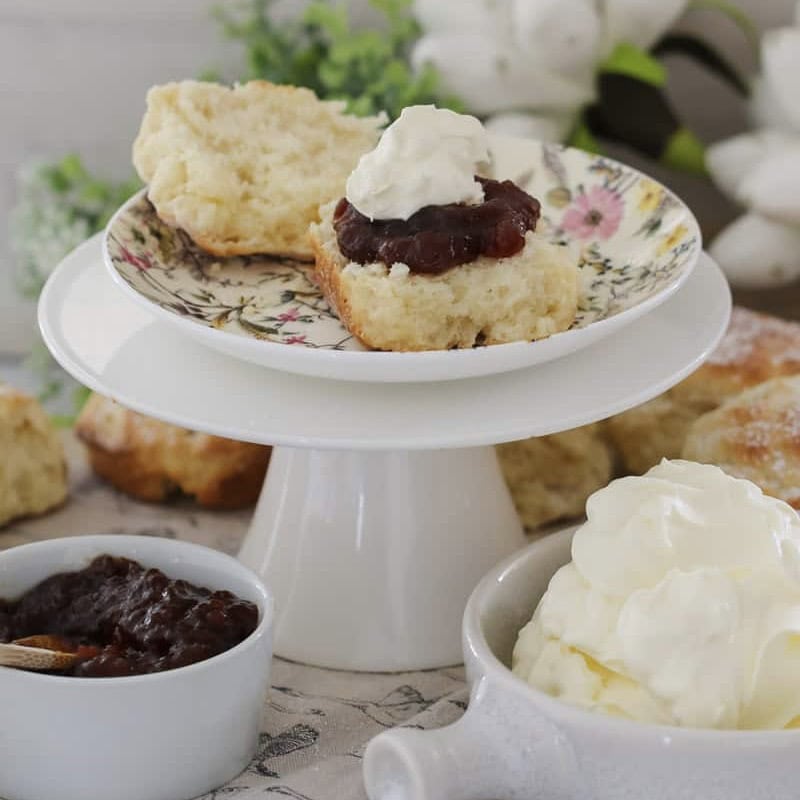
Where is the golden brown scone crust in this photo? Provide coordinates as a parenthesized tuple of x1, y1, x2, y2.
(0, 386, 67, 527)
(496, 425, 615, 532)
(607, 307, 800, 474)
(683, 376, 800, 509)
(75, 394, 270, 509)
(310, 201, 578, 351)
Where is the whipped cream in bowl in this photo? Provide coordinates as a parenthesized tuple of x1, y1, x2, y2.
(513, 459, 800, 731)
(363, 461, 800, 800)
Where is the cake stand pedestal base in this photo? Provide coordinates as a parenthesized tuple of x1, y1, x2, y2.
(238, 446, 525, 671)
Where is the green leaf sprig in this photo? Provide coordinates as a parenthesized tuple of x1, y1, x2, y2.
(215, 0, 460, 119)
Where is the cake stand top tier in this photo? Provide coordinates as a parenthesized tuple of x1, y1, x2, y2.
(40, 236, 730, 450)
(103, 135, 701, 383)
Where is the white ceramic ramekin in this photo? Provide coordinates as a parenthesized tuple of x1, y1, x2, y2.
(0, 535, 273, 800)
(364, 527, 800, 800)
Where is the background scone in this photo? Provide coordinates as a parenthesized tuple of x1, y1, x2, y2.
(75, 394, 270, 509)
(0, 386, 67, 527)
(496, 424, 615, 532)
(310, 201, 578, 351)
(133, 80, 383, 260)
(683, 376, 800, 509)
(607, 307, 800, 474)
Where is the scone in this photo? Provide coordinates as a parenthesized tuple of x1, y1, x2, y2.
(496, 424, 615, 532)
(133, 80, 383, 260)
(0, 386, 67, 527)
(607, 307, 800, 474)
(75, 394, 270, 509)
(311, 200, 578, 351)
(683, 376, 800, 509)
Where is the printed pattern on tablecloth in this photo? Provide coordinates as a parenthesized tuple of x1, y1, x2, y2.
(200, 659, 467, 800)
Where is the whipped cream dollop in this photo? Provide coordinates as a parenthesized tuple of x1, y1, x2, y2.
(512, 459, 800, 730)
(344, 105, 490, 221)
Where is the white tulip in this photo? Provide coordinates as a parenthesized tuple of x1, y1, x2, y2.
(757, 27, 800, 131)
(750, 75, 799, 132)
(510, 0, 601, 79)
(411, 0, 691, 144)
(484, 110, 575, 142)
(706, 130, 798, 204)
(736, 147, 800, 227)
(411, 33, 594, 116)
(709, 13, 800, 287)
(709, 213, 800, 289)
(411, 0, 505, 37)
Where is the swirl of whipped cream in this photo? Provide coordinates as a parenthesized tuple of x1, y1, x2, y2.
(345, 105, 490, 221)
(513, 459, 800, 730)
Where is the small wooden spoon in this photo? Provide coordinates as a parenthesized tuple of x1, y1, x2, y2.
(0, 636, 80, 671)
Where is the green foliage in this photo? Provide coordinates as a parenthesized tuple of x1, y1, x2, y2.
(11, 154, 141, 298)
(568, 120, 602, 155)
(602, 43, 667, 88)
(36, 154, 141, 231)
(214, 0, 460, 119)
(663, 128, 707, 175)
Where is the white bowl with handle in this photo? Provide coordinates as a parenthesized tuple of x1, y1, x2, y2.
(364, 527, 799, 800)
(0, 534, 273, 800)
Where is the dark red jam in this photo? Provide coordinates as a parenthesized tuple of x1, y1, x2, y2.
(0, 555, 258, 677)
(333, 176, 541, 274)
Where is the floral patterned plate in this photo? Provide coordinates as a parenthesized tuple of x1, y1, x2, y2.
(103, 135, 701, 383)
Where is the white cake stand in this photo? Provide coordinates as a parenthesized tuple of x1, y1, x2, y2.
(40, 236, 731, 671)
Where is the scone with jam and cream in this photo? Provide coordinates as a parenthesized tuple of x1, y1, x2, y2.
(310, 106, 578, 351)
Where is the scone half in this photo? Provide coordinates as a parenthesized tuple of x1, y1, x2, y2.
(0, 386, 67, 527)
(310, 201, 578, 352)
(496, 424, 615, 532)
(75, 394, 270, 510)
(133, 80, 383, 260)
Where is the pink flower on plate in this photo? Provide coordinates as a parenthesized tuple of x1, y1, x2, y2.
(561, 186, 624, 240)
(277, 308, 301, 322)
(119, 245, 152, 271)
(285, 335, 307, 345)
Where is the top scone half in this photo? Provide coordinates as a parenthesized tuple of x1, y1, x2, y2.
(132, 80, 384, 260)
(309, 105, 579, 352)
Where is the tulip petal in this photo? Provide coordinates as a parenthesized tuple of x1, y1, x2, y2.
(706, 130, 798, 199)
(412, 0, 507, 36)
(510, 0, 601, 79)
(411, 33, 594, 115)
(484, 111, 575, 142)
(760, 27, 800, 132)
(750, 75, 799, 132)
(600, 0, 690, 55)
(738, 146, 800, 226)
(709, 213, 800, 289)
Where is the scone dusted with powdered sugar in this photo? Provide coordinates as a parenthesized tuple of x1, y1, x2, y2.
(309, 105, 578, 351)
(133, 80, 384, 260)
(683, 376, 800, 510)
